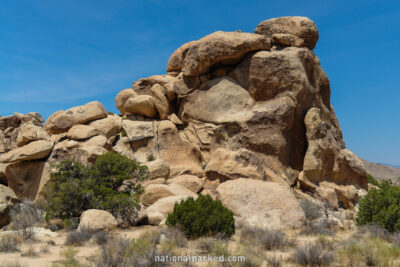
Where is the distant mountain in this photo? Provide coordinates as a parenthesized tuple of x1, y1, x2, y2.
(362, 159, 400, 181)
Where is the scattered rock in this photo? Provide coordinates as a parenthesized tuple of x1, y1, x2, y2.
(67, 125, 99, 140)
(141, 183, 197, 206)
(0, 140, 53, 163)
(0, 185, 17, 227)
(167, 175, 204, 193)
(146, 159, 170, 180)
(78, 209, 118, 231)
(16, 123, 50, 147)
(125, 95, 157, 118)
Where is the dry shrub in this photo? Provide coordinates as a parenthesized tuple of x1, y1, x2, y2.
(160, 227, 187, 248)
(0, 234, 19, 252)
(92, 231, 110, 246)
(292, 242, 333, 266)
(65, 227, 95, 246)
(240, 226, 292, 250)
(300, 219, 334, 236)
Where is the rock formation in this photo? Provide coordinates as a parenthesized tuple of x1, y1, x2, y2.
(0, 16, 367, 229)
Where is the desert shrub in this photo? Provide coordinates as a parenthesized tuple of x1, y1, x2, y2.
(166, 195, 235, 239)
(196, 237, 217, 253)
(336, 237, 400, 267)
(0, 263, 26, 267)
(94, 235, 166, 267)
(9, 201, 45, 240)
(93, 231, 110, 246)
(240, 226, 291, 250)
(300, 200, 322, 221)
(367, 173, 380, 187)
(146, 154, 155, 162)
(43, 152, 148, 227)
(300, 219, 334, 236)
(160, 227, 187, 248)
(65, 227, 94, 246)
(292, 243, 333, 266)
(0, 234, 19, 252)
(56, 246, 84, 267)
(21, 245, 37, 257)
(356, 180, 400, 232)
(357, 224, 392, 242)
(266, 255, 282, 267)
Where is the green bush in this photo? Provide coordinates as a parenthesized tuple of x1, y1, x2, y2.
(356, 180, 400, 232)
(166, 195, 235, 239)
(367, 173, 380, 187)
(43, 152, 148, 227)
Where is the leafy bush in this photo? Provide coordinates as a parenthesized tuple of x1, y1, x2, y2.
(43, 152, 148, 227)
(300, 200, 322, 221)
(356, 180, 400, 232)
(166, 195, 235, 239)
(367, 173, 380, 187)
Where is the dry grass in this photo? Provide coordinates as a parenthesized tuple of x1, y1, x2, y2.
(292, 242, 333, 266)
(0, 234, 19, 252)
(240, 226, 293, 250)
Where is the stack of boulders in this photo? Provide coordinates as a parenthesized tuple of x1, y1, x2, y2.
(0, 16, 368, 230)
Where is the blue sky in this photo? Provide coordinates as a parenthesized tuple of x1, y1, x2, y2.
(0, 0, 399, 165)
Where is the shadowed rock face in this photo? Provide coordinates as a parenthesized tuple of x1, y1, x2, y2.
(0, 16, 367, 229)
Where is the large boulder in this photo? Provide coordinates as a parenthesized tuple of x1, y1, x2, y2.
(67, 125, 99, 140)
(255, 16, 318, 49)
(77, 209, 118, 231)
(205, 148, 266, 181)
(179, 77, 254, 123)
(166, 175, 204, 193)
(0, 140, 53, 163)
(140, 183, 197, 206)
(145, 159, 170, 180)
(44, 101, 107, 134)
(217, 178, 305, 229)
(0, 185, 17, 227)
(125, 95, 157, 118)
(115, 89, 137, 115)
(167, 41, 198, 72)
(16, 123, 50, 147)
(5, 161, 49, 200)
(182, 31, 271, 76)
(89, 115, 122, 138)
(122, 120, 155, 142)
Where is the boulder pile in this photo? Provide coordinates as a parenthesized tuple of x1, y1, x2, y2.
(0, 16, 367, 229)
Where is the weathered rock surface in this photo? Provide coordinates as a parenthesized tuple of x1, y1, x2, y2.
(115, 89, 138, 115)
(67, 125, 98, 140)
(0, 185, 17, 227)
(141, 183, 197, 206)
(182, 31, 271, 76)
(145, 195, 191, 225)
(44, 101, 107, 134)
(78, 209, 118, 231)
(217, 178, 305, 229)
(89, 115, 122, 138)
(125, 95, 157, 118)
(166, 175, 204, 193)
(255, 16, 318, 49)
(0, 140, 53, 163)
(146, 159, 170, 180)
(16, 123, 50, 147)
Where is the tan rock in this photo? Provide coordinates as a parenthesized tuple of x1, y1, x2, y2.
(112, 136, 135, 159)
(167, 41, 198, 72)
(146, 159, 170, 180)
(182, 31, 271, 76)
(316, 186, 339, 210)
(145, 195, 191, 225)
(217, 178, 305, 229)
(180, 77, 254, 123)
(0, 185, 17, 227)
(115, 89, 138, 115)
(44, 101, 107, 134)
(89, 115, 122, 138)
(141, 178, 166, 188)
(125, 95, 157, 118)
(0, 140, 53, 163)
(168, 113, 183, 126)
(319, 181, 359, 209)
(5, 161, 48, 200)
(0, 130, 5, 153)
(141, 183, 197, 206)
(157, 121, 203, 178)
(255, 16, 318, 49)
(122, 120, 154, 142)
(67, 125, 98, 140)
(78, 209, 118, 231)
(151, 84, 169, 119)
(166, 175, 204, 193)
(81, 135, 107, 148)
(16, 123, 50, 147)
(272, 33, 305, 47)
(205, 148, 265, 181)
